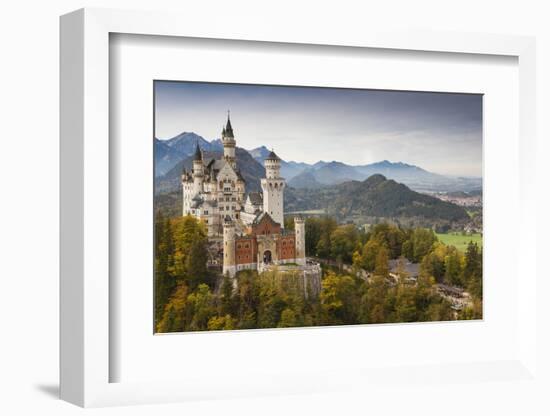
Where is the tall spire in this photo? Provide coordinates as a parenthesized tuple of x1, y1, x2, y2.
(225, 110, 234, 138)
(193, 142, 202, 161)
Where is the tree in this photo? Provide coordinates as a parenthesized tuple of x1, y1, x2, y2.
(394, 284, 417, 322)
(320, 272, 358, 325)
(185, 237, 209, 289)
(278, 308, 298, 328)
(154, 211, 176, 325)
(420, 250, 445, 283)
(219, 274, 237, 317)
(403, 228, 437, 262)
(314, 217, 337, 259)
(361, 275, 389, 324)
(401, 239, 413, 262)
(188, 284, 215, 331)
(370, 223, 406, 259)
(236, 270, 260, 329)
(463, 242, 482, 297)
(305, 218, 323, 256)
(330, 224, 359, 265)
(444, 248, 463, 287)
(374, 245, 390, 277)
(395, 257, 410, 282)
(207, 314, 236, 330)
(359, 238, 384, 272)
(156, 284, 191, 333)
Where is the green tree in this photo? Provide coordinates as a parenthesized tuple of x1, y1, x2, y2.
(359, 238, 384, 272)
(403, 228, 437, 262)
(305, 217, 323, 256)
(463, 242, 482, 298)
(444, 247, 463, 287)
(361, 275, 389, 324)
(219, 274, 237, 316)
(236, 270, 260, 329)
(374, 245, 390, 277)
(185, 237, 209, 289)
(314, 217, 338, 259)
(188, 284, 215, 331)
(370, 223, 406, 259)
(154, 211, 176, 325)
(394, 284, 417, 322)
(330, 224, 359, 265)
(156, 284, 191, 333)
(207, 314, 236, 330)
(278, 308, 298, 328)
(320, 272, 358, 325)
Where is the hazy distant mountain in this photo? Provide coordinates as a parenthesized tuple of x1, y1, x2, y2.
(312, 161, 329, 170)
(154, 132, 223, 176)
(155, 147, 265, 194)
(154, 131, 481, 193)
(248, 146, 271, 162)
(154, 138, 181, 177)
(248, 146, 310, 180)
(286, 170, 324, 189)
(288, 159, 481, 193)
(280, 161, 312, 181)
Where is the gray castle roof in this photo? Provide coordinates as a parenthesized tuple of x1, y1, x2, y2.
(193, 143, 202, 161)
(247, 192, 263, 206)
(266, 150, 280, 161)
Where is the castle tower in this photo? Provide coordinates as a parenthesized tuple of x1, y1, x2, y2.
(221, 112, 236, 169)
(182, 168, 192, 215)
(192, 143, 204, 195)
(222, 216, 237, 278)
(294, 216, 306, 266)
(261, 150, 285, 228)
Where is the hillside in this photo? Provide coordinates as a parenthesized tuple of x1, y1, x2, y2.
(285, 174, 469, 225)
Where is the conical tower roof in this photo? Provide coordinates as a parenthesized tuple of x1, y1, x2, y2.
(266, 149, 280, 161)
(193, 143, 202, 161)
(224, 112, 234, 138)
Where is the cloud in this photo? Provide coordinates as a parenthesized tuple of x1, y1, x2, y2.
(155, 81, 482, 177)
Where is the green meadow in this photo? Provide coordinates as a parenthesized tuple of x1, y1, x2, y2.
(435, 232, 483, 252)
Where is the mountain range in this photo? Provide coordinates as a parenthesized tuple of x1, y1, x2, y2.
(154, 132, 482, 194)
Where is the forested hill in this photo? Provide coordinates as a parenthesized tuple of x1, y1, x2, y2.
(285, 174, 469, 224)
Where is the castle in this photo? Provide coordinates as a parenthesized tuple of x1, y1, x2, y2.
(182, 115, 309, 279)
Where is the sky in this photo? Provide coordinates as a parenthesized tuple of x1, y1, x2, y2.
(154, 81, 482, 177)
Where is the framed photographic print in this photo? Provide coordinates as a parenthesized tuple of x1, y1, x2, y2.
(152, 81, 483, 334)
(60, 8, 539, 409)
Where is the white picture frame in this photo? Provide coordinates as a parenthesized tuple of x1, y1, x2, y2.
(60, 8, 538, 408)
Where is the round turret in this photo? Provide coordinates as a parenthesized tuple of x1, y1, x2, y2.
(222, 216, 236, 278)
(294, 216, 306, 266)
(264, 150, 281, 179)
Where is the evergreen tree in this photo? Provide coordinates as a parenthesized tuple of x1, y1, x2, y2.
(154, 211, 176, 325)
(374, 245, 390, 277)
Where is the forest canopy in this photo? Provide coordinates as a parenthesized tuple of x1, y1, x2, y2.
(155, 213, 482, 332)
